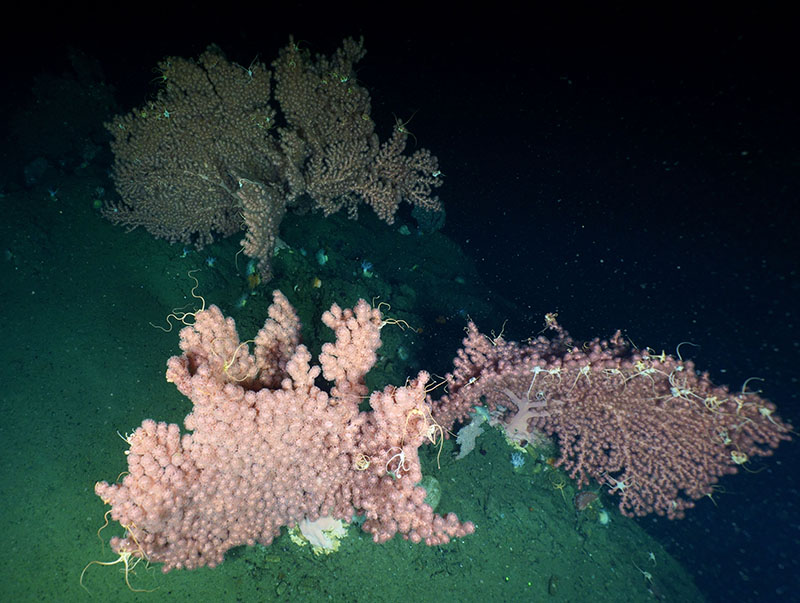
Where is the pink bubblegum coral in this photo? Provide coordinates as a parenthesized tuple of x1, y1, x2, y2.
(432, 317, 792, 519)
(95, 292, 472, 572)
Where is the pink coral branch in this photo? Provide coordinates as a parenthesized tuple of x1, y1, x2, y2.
(433, 318, 792, 519)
